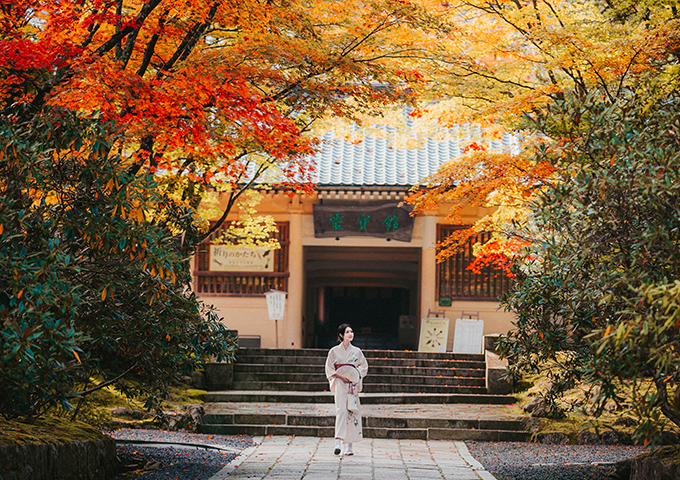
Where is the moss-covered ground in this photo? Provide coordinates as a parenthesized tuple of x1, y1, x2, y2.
(508, 373, 680, 445)
(0, 382, 206, 446)
(0, 416, 109, 446)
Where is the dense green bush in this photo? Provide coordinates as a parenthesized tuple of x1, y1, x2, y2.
(499, 88, 680, 442)
(0, 106, 236, 418)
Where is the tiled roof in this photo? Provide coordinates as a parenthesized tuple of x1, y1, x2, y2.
(311, 124, 518, 187)
(245, 120, 519, 188)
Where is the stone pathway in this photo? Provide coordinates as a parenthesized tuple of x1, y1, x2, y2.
(208, 435, 496, 480)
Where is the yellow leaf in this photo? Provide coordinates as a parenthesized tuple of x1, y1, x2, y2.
(72, 349, 81, 364)
(604, 325, 612, 337)
(0, 224, 3, 235)
(101, 288, 107, 301)
(166, 334, 171, 341)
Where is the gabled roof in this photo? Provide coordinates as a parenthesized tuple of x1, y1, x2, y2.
(311, 124, 518, 187)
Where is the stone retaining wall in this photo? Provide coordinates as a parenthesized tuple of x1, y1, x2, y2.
(0, 437, 117, 480)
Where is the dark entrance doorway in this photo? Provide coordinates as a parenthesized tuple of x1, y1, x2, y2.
(316, 286, 410, 349)
(304, 246, 420, 350)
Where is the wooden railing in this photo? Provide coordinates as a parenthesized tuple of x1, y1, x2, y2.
(195, 271, 288, 296)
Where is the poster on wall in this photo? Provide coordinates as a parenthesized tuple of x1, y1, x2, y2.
(452, 318, 484, 354)
(209, 246, 274, 272)
(418, 317, 450, 352)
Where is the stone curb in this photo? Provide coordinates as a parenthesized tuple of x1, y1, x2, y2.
(207, 435, 264, 480)
(115, 439, 243, 453)
(454, 441, 497, 480)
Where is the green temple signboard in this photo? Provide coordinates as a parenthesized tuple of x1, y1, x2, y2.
(313, 203, 415, 242)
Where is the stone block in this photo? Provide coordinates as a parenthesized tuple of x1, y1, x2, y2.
(630, 446, 680, 480)
(484, 334, 502, 353)
(235, 414, 285, 425)
(0, 438, 117, 480)
(535, 432, 569, 444)
(485, 350, 513, 395)
(190, 371, 206, 389)
(366, 417, 408, 428)
(205, 362, 234, 390)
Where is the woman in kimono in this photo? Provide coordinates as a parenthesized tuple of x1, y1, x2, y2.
(325, 323, 368, 456)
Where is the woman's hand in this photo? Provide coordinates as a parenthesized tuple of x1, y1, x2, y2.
(332, 373, 350, 383)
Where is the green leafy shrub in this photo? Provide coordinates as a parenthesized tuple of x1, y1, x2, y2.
(499, 87, 680, 443)
(0, 106, 236, 419)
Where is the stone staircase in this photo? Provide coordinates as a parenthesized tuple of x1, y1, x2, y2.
(200, 348, 530, 441)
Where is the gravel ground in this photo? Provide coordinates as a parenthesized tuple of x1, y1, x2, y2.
(110, 429, 254, 480)
(114, 444, 237, 480)
(110, 428, 255, 449)
(466, 441, 649, 480)
(109, 430, 650, 480)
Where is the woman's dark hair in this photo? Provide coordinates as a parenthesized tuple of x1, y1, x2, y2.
(337, 323, 353, 341)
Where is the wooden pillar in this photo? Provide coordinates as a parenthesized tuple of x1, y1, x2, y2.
(286, 196, 304, 348)
(420, 215, 438, 321)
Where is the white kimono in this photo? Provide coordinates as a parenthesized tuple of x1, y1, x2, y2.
(325, 343, 368, 444)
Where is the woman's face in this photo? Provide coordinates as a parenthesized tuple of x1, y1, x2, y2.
(343, 327, 354, 342)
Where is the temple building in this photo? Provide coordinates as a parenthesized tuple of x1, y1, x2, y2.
(193, 124, 518, 351)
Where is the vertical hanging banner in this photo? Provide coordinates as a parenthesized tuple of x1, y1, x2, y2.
(265, 290, 286, 321)
(313, 203, 414, 241)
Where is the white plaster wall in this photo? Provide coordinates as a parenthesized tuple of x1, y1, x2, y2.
(207, 296, 293, 348)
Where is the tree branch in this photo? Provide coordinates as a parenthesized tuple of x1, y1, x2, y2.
(655, 375, 680, 429)
(72, 362, 140, 398)
(156, 3, 218, 79)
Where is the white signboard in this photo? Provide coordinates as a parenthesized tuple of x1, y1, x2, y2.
(210, 246, 273, 272)
(452, 318, 484, 354)
(418, 317, 450, 352)
(265, 290, 286, 321)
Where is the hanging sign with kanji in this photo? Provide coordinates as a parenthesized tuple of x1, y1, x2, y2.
(313, 203, 414, 241)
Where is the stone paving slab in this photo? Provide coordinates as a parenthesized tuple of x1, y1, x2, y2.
(204, 402, 521, 422)
(203, 392, 515, 405)
(209, 435, 496, 480)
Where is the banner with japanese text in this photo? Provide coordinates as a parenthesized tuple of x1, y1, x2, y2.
(209, 246, 274, 272)
(313, 203, 414, 241)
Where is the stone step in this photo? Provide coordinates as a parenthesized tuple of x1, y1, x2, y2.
(199, 401, 528, 442)
(238, 348, 484, 362)
(202, 413, 525, 432)
(199, 423, 528, 442)
(203, 391, 515, 405)
(235, 356, 486, 369)
(232, 372, 486, 386)
(229, 381, 487, 394)
(233, 364, 484, 378)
